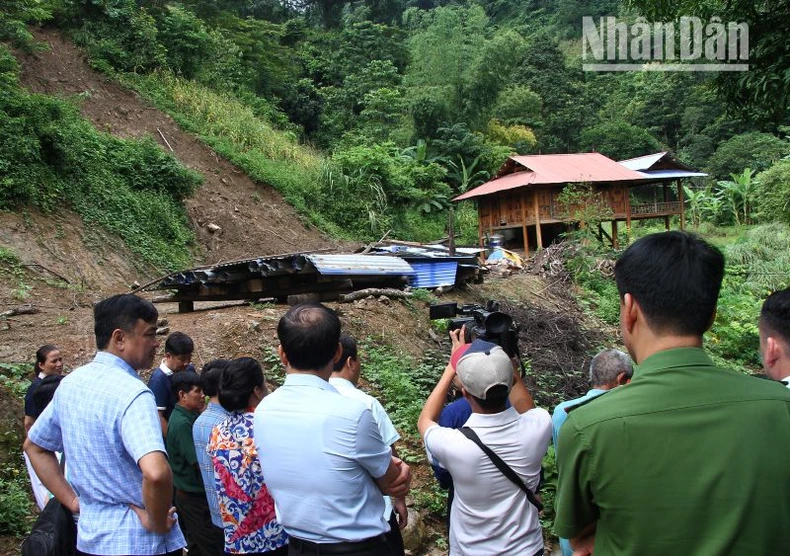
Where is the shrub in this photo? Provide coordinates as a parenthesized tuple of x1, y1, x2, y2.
(706, 132, 790, 180)
(0, 58, 198, 270)
(755, 159, 790, 225)
(0, 474, 33, 535)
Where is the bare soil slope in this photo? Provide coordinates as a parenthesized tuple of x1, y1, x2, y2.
(14, 27, 340, 267)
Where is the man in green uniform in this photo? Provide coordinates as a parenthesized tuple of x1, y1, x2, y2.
(166, 372, 223, 556)
(554, 231, 790, 556)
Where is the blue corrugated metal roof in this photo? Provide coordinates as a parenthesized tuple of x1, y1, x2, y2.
(636, 169, 708, 179)
(307, 254, 415, 276)
(408, 261, 458, 288)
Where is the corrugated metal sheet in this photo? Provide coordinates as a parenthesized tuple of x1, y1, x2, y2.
(307, 254, 415, 276)
(636, 169, 708, 179)
(619, 152, 667, 170)
(619, 152, 707, 180)
(454, 153, 647, 201)
(408, 261, 458, 288)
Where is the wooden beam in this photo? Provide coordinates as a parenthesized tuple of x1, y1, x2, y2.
(521, 190, 530, 255)
(612, 220, 619, 249)
(625, 185, 632, 239)
(663, 183, 670, 230)
(477, 201, 483, 247)
(533, 190, 543, 249)
(678, 180, 685, 230)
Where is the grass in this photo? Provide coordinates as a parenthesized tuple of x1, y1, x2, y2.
(119, 71, 344, 234)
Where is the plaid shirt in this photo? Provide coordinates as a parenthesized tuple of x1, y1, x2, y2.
(192, 401, 229, 527)
(28, 352, 186, 555)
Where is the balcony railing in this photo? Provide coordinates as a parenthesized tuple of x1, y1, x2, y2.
(630, 201, 681, 215)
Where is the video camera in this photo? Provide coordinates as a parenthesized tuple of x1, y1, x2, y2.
(429, 300, 519, 360)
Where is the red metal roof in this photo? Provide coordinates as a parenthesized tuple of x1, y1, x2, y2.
(454, 152, 647, 201)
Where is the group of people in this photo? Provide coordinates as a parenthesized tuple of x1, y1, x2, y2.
(23, 296, 410, 556)
(20, 230, 790, 556)
(418, 231, 790, 556)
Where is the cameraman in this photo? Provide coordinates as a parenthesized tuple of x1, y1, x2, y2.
(418, 330, 551, 556)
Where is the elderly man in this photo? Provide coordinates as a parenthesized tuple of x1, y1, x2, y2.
(24, 294, 185, 556)
(551, 349, 632, 556)
(759, 287, 790, 385)
(555, 231, 790, 556)
(254, 302, 411, 556)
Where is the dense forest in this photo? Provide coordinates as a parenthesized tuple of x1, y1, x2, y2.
(2, 0, 790, 546)
(2, 0, 790, 256)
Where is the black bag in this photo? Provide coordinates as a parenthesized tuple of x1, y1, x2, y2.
(21, 497, 77, 556)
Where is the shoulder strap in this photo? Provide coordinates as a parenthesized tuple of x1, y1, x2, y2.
(459, 426, 543, 512)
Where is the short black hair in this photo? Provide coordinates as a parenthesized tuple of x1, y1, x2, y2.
(761, 288, 790, 345)
(200, 359, 230, 397)
(165, 332, 194, 356)
(170, 371, 202, 399)
(31, 375, 64, 418)
(218, 357, 264, 412)
(94, 294, 158, 350)
(277, 302, 341, 371)
(614, 231, 724, 336)
(333, 335, 358, 372)
(471, 384, 509, 411)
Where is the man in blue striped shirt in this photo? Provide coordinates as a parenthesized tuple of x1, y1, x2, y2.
(191, 359, 230, 529)
(25, 294, 186, 556)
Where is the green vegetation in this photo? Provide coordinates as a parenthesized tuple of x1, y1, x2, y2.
(0, 48, 199, 271)
(4, 0, 790, 254)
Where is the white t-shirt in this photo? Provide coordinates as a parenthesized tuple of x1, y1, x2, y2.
(425, 406, 551, 556)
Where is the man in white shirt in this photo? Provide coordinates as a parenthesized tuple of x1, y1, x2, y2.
(418, 334, 551, 556)
(329, 335, 407, 555)
(760, 287, 790, 386)
(254, 302, 411, 556)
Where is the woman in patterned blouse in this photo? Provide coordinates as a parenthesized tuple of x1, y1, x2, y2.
(208, 357, 288, 555)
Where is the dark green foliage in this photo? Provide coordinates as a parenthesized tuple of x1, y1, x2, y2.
(0, 53, 199, 270)
(706, 132, 790, 180)
(318, 141, 449, 238)
(624, 0, 790, 126)
(755, 160, 790, 225)
(580, 120, 663, 161)
(64, 0, 166, 73)
(0, 0, 53, 48)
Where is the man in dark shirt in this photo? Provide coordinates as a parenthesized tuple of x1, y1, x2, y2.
(148, 332, 195, 436)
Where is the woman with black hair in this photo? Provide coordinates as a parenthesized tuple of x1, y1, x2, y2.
(24, 345, 64, 434)
(24, 345, 65, 510)
(208, 357, 288, 555)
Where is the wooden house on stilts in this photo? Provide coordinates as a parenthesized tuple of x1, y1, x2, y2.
(453, 152, 706, 253)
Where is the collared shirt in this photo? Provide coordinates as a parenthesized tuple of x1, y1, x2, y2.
(551, 388, 607, 556)
(782, 375, 790, 388)
(166, 404, 203, 493)
(148, 362, 175, 418)
(193, 401, 229, 527)
(28, 352, 186, 555)
(329, 376, 400, 518)
(424, 406, 551, 556)
(551, 388, 606, 457)
(254, 373, 392, 542)
(208, 411, 287, 553)
(555, 347, 790, 556)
